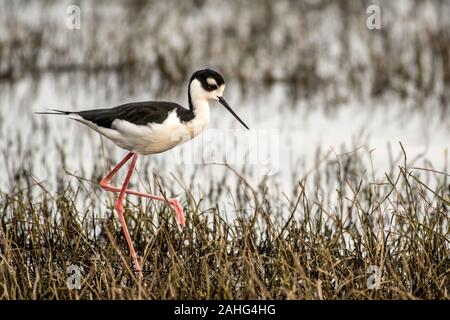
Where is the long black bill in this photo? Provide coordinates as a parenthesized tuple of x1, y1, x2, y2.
(218, 96, 249, 130)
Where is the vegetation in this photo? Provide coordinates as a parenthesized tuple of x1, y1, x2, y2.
(0, 0, 448, 300)
(1, 146, 448, 299)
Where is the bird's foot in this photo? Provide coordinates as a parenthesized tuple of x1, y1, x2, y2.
(169, 198, 185, 230)
(132, 257, 143, 275)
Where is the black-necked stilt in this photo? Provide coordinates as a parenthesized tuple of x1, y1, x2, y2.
(37, 69, 249, 272)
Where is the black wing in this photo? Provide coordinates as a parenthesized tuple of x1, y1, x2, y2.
(73, 101, 194, 128)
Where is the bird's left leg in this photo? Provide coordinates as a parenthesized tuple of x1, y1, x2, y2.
(100, 154, 185, 229)
(103, 186, 185, 229)
(100, 151, 134, 189)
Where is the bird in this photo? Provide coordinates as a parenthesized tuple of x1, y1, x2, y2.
(37, 69, 249, 273)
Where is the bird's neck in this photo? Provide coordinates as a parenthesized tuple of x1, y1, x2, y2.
(188, 79, 210, 125)
(190, 98, 210, 125)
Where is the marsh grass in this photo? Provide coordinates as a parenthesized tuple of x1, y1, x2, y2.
(0, 146, 448, 299)
(0, 0, 449, 300)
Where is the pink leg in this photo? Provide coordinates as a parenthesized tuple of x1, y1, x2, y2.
(100, 152, 134, 184)
(100, 153, 185, 228)
(114, 153, 141, 272)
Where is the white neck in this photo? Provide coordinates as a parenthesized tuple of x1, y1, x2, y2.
(192, 99, 210, 123)
(184, 79, 210, 136)
(189, 79, 211, 125)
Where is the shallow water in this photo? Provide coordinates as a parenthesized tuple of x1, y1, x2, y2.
(0, 0, 449, 217)
(1, 73, 448, 194)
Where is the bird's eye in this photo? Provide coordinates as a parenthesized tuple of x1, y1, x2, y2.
(208, 84, 218, 90)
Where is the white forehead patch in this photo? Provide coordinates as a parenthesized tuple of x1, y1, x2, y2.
(206, 77, 217, 86)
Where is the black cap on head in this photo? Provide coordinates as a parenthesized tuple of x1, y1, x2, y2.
(191, 69, 225, 92)
(189, 68, 249, 130)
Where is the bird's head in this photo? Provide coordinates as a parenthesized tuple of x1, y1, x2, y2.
(189, 69, 249, 130)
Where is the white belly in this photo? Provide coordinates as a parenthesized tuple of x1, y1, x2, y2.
(94, 109, 208, 155)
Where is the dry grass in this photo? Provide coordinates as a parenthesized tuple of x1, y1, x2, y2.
(0, 0, 449, 300)
(0, 146, 448, 299)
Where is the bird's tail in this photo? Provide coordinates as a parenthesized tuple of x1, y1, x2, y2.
(35, 109, 72, 115)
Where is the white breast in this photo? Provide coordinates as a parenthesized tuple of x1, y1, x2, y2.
(75, 104, 210, 155)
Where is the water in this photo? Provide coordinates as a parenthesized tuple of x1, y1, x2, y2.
(0, 0, 449, 216)
(1, 73, 448, 190)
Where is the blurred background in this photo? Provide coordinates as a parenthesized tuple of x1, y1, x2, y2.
(0, 0, 449, 210)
